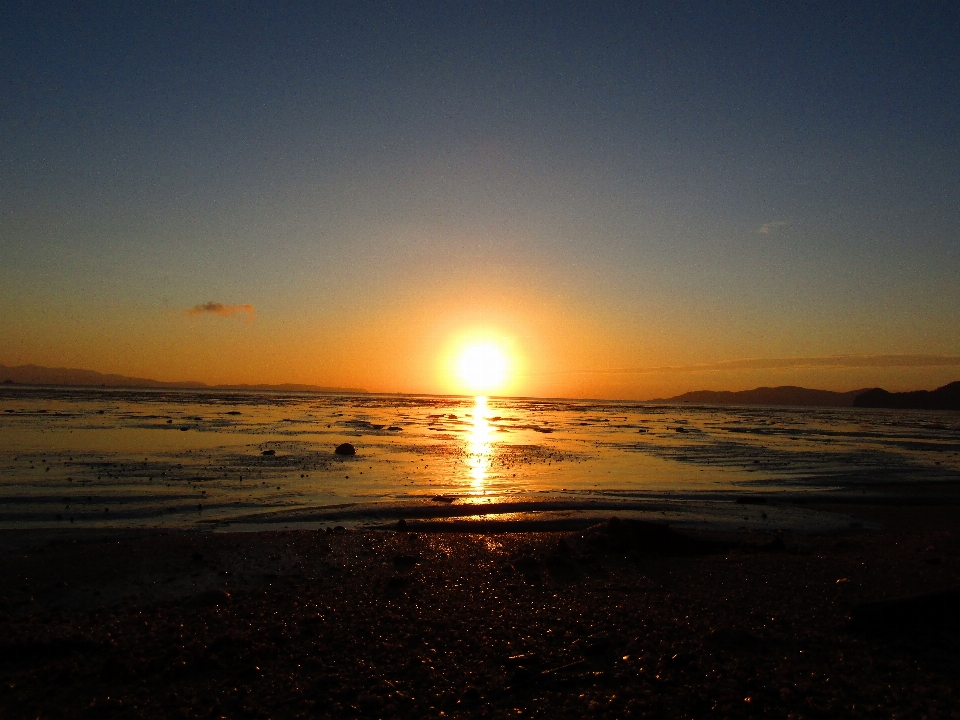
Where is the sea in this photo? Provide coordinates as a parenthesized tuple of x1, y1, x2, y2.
(2, 386, 958, 533)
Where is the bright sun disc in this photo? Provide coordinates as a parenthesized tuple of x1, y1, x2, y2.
(457, 344, 508, 393)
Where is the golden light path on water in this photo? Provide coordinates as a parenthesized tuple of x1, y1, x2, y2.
(467, 395, 494, 491)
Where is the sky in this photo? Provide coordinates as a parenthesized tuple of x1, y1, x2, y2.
(2, 1, 959, 399)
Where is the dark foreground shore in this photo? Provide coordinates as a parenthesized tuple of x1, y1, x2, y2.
(1, 504, 959, 719)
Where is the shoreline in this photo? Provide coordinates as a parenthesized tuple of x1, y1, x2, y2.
(2, 502, 958, 717)
(5, 486, 960, 534)
(4, 386, 959, 540)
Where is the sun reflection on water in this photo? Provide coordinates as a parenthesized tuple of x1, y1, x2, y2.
(467, 396, 494, 490)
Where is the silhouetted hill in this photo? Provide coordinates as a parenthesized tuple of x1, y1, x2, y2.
(659, 386, 870, 407)
(0, 364, 367, 394)
(853, 382, 960, 411)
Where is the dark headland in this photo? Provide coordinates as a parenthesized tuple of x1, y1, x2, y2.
(661, 382, 960, 410)
(0, 364, 367, 395)
(853, 381, 960, 411)
(659, 386, 868, 407)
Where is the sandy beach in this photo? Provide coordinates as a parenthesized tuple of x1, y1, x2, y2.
(2, 499, 958, 719)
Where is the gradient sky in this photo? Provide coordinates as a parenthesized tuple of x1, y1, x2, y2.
(2, 1, 959, 398)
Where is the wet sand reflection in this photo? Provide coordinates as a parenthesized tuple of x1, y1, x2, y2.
(467, 396, 493, 491)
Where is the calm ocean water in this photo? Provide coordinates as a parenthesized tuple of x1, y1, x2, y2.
(2, 386, 958, 532)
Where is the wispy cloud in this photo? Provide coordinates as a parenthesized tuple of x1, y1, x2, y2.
(186, 302, 256, 320)
(758, 220, 789, 234)
(530, 355, 960, 377)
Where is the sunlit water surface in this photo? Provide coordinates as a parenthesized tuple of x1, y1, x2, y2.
(2, 387, 958, 532)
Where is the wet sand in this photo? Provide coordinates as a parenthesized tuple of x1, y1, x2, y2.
(4, 386, 960, 536)
(1, 501, 958, 718)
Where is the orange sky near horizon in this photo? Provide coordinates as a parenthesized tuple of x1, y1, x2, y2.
(3, 273, 959, 399)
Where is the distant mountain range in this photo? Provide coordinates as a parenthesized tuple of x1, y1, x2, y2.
(658, 382, 960, 410)
(658, 385, 869, 407)
(0, 364, 367, 395)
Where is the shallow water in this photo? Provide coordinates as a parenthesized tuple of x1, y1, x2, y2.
(1, 386, 958, 531)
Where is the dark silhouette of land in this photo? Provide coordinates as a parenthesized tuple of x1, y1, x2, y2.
(0, 364, 367, 394)
(5, 364, 959, 409)
(659, 385, 869, 407)
(854, 381, 960, 411)
(660, 383, 960, 410)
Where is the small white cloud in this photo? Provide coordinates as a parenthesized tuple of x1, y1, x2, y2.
(758, 220, 789, 235)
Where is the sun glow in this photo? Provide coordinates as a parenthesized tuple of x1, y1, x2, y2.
(456, 343, 509, 393)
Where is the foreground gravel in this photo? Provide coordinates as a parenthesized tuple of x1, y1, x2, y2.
(1, 508, 959, 718)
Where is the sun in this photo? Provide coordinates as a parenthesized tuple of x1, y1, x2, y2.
(456, 343, 509, 394)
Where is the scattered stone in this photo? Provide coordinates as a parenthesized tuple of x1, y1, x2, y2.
(587, 517, 720, 556)
(430, 495, 455, 503)
(2, 512, 959, 718)
(261, 449, 275, 456)
(335, 443, 356, 456)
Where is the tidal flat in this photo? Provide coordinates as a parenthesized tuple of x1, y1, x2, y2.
(2, 386, 959, 533)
